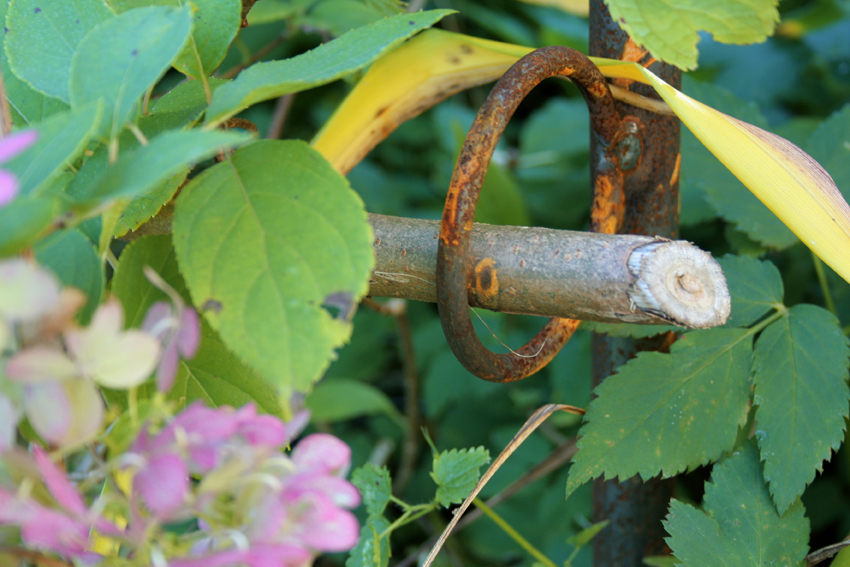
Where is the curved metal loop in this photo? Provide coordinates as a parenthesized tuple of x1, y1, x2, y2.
(436, 46, 627, 383)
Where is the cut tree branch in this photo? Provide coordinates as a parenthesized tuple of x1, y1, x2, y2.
(122, 211, 729, 327)
(368, 214, 729, 328)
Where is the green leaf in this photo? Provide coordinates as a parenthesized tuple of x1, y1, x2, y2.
(5, 102, 102, 197)
(150, 76, 228, 119)
(806, 104, 850, 204)
(246, 0, 313, 25)
(0, 24, 68, 127)
(580, 321, 683, 338)
(68, 5, 192, 138)
(431, 446, 490, 507)
(173, 140, 374, 394)
(566, 520, 609, 548)
(664, 441, 809, 567)
(346, 516, 390, 567)
(205, 9, 453, 124)
(680, 79, 796, 247)
(113, 171, 185, 237)
(33, 230, 104, 324)
(111, 235, 282, 414)
(305, 378, 404, 425)
(605, 0, 779, 70)
(351, 464, 392, 518)
(752, 304, 850, 514)
(73, 129, 252, 204)
(566, 328, 753, 496)
(717, 255, 784, 328)
(0, 197, 61, 257)
(4, 0, 114, 102)
(174, 0, 241, 79)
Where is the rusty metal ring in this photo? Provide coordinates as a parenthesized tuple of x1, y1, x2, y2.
(436, 46, 627, 383)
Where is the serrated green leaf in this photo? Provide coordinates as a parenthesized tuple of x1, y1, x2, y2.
(305, 378, 404, 425)
(33, 229, 104, 325)
(680, 79, 797, 247)
(664, 441, 809, 567)
(174, 0, 241, 79)
(431, 446, 490, 507)
(73, 129, 251, 204)
(114, 171, 185, 237)
(717, 255, 784, 328)
(346, 516, 390, 567)
(0, 0, 68, 127)
(351, 464, 392, 518)
(111, 234, 282, 414)
(4, 102, 102, 197)
(150, 76, 228, 118)
(5, 0, 114, 102)
(68, 5, 192, 138)
(753, 304, 850, 514)
(605, 0, 779, 70)
(0, 197, 61, 257)
(580, 321, 683, 338)
(806, 104, 850, 203)
(566, 328, 753, 496)
(205, 9, 453, 125)
(172, 140, 374, 395)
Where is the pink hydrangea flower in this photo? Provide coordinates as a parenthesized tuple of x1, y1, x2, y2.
(141, 267, 201, 392)
(0, 129, 38, 207)
(0, 446, 121, 563)
(125, 403, 291, 521)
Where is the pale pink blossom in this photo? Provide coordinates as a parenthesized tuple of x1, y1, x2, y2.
(0, 129, 38, 207)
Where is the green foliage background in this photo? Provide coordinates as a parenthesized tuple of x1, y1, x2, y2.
(3, 0, 850, 565)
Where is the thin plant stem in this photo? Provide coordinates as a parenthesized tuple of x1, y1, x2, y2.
(472, 498, 559, 567)
(379, 504, 435, 537)
(361, 297, 423, 494)
(219, 34, 288, 80)
(0, 64, 13, 136)
(812, 252, 837, 317)
(127, 122, 149, 146)
(267, 93, 295, 139)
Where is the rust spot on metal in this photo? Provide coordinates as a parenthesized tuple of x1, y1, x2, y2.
(435, 46, 625, 383)
(670, 153, 681, 186)
(519, 259, 526, 268)
(401, 249, 407, 256)
(473, 257, 499, 302)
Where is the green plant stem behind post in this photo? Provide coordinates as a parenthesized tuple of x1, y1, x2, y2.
(588, 1, 681, 564)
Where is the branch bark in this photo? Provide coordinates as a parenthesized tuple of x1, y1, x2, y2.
(369, 214, 729, 327)
(122, 210, 728, 327)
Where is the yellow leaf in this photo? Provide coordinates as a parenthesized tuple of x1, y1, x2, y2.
(311, 29, 531, 175)
(616, 63, 850, 284)
(513, 0, 589, 17)
(313, 31, 850, 283)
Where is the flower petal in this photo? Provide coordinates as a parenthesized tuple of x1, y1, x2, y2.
(6, 346, 78, 383)
(177, 307, 200, 358)
(0, 394, 21, 453)
(134, 453, 189, 520)
(0, 129, 38, 163)
(291, 434, 351, 476)
(0, 259, 61, 322)
(0, 169, 19, 207)
(32, 445, 87, 516)
(25, 380, 103, 448)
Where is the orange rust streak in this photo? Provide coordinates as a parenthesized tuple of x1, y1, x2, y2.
(670, 153, 681, 186)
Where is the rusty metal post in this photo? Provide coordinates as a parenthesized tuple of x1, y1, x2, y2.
(589, 1, 681, 565)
